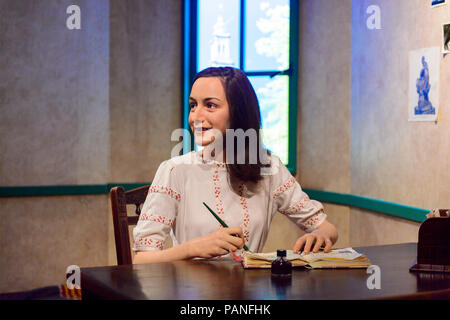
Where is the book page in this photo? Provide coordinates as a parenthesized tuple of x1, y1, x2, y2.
(300, 248, 363, 262)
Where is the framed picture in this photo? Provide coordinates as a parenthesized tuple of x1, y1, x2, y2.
(408, 47, 440, 122)
(443, 23, 450, 54)
(431, 0, 446, 7)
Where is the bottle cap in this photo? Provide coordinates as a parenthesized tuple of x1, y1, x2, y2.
(277, 249, 286, 257)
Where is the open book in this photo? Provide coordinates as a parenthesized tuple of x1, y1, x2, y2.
(241, 248, 371, 269)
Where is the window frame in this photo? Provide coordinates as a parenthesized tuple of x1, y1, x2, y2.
(182, 0, 298, 174)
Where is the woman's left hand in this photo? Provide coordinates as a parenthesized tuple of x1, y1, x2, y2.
(293, 230, 333, 254)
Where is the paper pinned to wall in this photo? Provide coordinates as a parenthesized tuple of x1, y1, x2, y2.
(408, 47, 440, 122)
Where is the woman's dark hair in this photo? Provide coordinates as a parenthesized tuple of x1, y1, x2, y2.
(192, 67, 270, 192)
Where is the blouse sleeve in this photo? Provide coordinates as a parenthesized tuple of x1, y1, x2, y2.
(271, 158, 327, 233)
(132, 160, 181, 251)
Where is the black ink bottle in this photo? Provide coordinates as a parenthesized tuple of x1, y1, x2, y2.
(271, 250, 292, 277)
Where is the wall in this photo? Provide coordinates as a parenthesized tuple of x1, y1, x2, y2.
(350, 0, 450, 245)
(294, 0, 352, 249)
(0, 0, 110, 186)
(0, 195, 110, 291)
(109, 0, 182, 183)
(0, 0, 182, 292)
(0, 0, 111, 292)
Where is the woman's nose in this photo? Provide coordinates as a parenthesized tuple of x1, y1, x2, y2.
(190, 106, 206, 122)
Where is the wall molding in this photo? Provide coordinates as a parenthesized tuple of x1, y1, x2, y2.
(0, 184, 429, 223)
(302, 189, 428, 223)
(0, 184, 148, 197)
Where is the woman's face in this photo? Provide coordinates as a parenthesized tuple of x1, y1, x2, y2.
(188, 77, 230, 147)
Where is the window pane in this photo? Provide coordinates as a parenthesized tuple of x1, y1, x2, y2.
(198, 0, 240, 71)
(249, 75, 289, 164)
(245, 0, 290, 72)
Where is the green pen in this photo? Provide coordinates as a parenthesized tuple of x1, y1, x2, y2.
(202, 202, 249, 251)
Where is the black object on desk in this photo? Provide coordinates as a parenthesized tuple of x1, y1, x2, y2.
(410, 210, 450, 273)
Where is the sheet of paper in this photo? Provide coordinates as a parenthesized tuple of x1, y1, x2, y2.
(300, 248, 362, 261)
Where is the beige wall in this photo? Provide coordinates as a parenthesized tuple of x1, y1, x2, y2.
(293, 0, 352, 250)
(0, 195, 110, 292)
(350, 0, 449, 245)
(0, 0, 110, 186)
(0, 0, 111, 293)
(109, 0, 182, 183)
(0, 0, 183, 293)
(1, 0, 448, 293)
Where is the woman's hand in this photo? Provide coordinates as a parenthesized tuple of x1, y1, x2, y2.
(293, 220, 338, 254)
(186, 226, 245, 259)
(293, 231, 333, 254)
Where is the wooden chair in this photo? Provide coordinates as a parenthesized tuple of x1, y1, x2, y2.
(110, 185, 149, 265)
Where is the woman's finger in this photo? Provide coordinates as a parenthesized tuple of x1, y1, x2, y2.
(323, 238, 333, 253)
(225, 233, 244, 249)
(303, 235, 316, 254)
(223, 236, 241, 251)
(219, 239, 238, 253)
(293, 236, 307, 253)
(226, 226, 243, 238)
(312, 236, 324, 253)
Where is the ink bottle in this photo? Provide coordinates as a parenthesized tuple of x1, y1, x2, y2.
(271, 250, 292, 277)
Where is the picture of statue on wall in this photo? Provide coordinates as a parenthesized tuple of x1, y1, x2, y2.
(408, 47, 440, 122)
(443, 23, 450, 54)
(431, 0, 446, 8)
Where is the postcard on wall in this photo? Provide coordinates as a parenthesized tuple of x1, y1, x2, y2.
(408, 47, 440, 122)
(443, 23, 450, 54)
(431, 0, 447, 8)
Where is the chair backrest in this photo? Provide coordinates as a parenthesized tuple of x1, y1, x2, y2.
(110, 185, 149, 265)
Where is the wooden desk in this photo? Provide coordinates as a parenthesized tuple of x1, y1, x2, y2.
(81, 243, 450, 300)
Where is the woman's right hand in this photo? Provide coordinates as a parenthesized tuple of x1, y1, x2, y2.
(186, 226, 245, 259)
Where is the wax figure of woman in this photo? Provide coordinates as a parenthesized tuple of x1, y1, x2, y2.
(133, 67, 338, 264)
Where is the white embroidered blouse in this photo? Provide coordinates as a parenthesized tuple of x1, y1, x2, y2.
(132, 151, 327, 254)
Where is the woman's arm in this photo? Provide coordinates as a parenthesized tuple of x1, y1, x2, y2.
(134, 242, 191, 264)
(134, 226, 245, 264)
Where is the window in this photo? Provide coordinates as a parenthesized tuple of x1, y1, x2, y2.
(183, 0, 298, 173)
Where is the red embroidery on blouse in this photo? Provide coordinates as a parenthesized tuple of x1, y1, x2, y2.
(149, 185, 181, 202)
(134, 237, 164, 250)
(139, 212, 174, 227)
(273, 177, 296, 200)
(212, 168, 225, 217)
(300, 210, 325, 232)
(239, 184, 250, 243)
(279, 195, 311, 215)
(216, 162, 226, 169)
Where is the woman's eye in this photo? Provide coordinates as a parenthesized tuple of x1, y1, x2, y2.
(189, 104, 197, 110)
(206, 103, 217, 109)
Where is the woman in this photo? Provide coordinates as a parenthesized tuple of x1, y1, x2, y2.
(133, 67, 338, 264)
